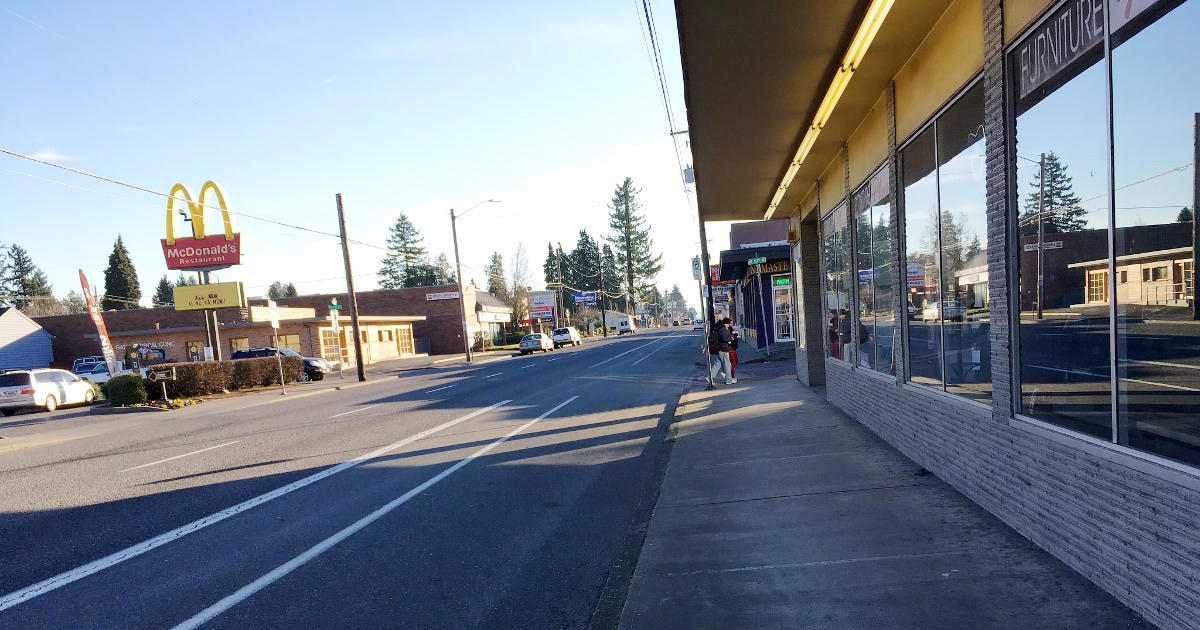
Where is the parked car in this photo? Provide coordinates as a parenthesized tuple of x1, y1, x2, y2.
(230, 347, 331, 381)
(551, 327, 582, 348)
(693, 318, 705, 330)
(921, 299, 966, 322)
(79, 362, 136, 385)
(0, 368, 96, 416)
(518, 333, 554, 354)
(71, 356, 105, 374)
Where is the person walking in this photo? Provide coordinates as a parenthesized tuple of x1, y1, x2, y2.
(708, 317, 737, 385)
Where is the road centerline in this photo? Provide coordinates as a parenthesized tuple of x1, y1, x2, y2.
(328, 405, 378, 419)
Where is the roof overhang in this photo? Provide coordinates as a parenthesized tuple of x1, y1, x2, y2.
(676, 0, 954, 222)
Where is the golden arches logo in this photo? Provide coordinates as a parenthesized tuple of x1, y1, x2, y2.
(165, 180, 236, 245)
(160, 180, 242, 270)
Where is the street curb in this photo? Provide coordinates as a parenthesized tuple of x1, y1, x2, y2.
(90, 404, 170, 415)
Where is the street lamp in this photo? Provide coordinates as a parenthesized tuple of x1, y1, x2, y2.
(451, 199, 500, 363)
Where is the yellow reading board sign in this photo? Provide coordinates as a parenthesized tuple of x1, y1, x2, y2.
(173, 282, 247, 311)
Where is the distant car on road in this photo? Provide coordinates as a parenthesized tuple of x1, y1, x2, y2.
(231, 347, 331, 381)
(692, 318, 704, 330)
(921, 299, 966, 322)
(519, 333, 554, 354)
(551, 327, 582, 348)
(71, 356, 105, 374)
(0, 368, 96, 416)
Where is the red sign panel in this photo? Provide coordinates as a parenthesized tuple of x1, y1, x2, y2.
(161, 234, 242, 270)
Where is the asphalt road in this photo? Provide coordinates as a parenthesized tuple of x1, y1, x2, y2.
(0, 329, 701, 629)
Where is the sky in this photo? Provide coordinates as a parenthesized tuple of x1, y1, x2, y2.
(1, 1, 726, 311)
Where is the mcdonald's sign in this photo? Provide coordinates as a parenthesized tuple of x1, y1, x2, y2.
(160, 181, 243, 270)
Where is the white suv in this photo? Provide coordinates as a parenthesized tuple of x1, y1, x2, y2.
(551, 327, 582, 348)
(1, 369, 97, 416)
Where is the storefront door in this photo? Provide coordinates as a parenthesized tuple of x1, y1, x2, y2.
(773, 281, 794, 342)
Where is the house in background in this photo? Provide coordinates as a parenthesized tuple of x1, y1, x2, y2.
(0, 307, 54, 370)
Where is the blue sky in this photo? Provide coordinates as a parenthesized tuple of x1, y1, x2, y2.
(2, 1, 715, 308)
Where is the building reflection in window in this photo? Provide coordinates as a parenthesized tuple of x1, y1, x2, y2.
(902, 127, 943, 387)
(821, 203, 851, 362)
(1112, 0, 1200, 465)
(853, 167, 896, 374)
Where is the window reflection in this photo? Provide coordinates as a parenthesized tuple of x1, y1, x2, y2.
(1014, 53, 1111, 439)
(821, 204, 851, 362)
(1112, 0, 1200, 465)
(852, 169, 895, 374)
(903, 128, 943, 386)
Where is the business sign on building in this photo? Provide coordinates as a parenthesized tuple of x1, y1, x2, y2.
(907, 262, 925, 288)
(425, 291, 461, 301)
(529, 290, 556, 320)
(173, 282, 247, 311)
(572, 290, 597, 306)
(161, 181, 242, 270)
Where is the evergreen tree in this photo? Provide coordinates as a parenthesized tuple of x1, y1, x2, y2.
(606, 177, 663, 313)
(485, 252, 508, 302)
(22, 296, 64, 317)
(61, 290, 88, 314)
(665, 284, 687, 317)
(0, 243, 9, 303)
(102, 235, 141, 310)
(565, 231, 600, 315)
(5, 245, 54, 310)
(175, 272, 199, 287)
(433, 253, 456, 285)
(1020, 152, 1086, 235)
(1178, 206, 1193, 223)
(267, 281, 300, 298)
(405, 262, 438, 288)
(153, 275, 174, 307)
(601, 244, 622, 312)
(378, 213, 429, 289)
(283, 282, 298, 297)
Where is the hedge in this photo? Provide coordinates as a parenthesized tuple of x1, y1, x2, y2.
(102, 374, 148, 407)
(153, 356, 304, 398)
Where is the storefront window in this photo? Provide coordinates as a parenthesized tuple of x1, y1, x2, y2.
(903, 127, 942, 387)
(272, 334, 301, 352)
(792, 241, 806, 349)
(821, 203, 851, 362)
(900, 82, 989, 401)
(1111, 0, 1200, 465)
(852, 168, 895, 374)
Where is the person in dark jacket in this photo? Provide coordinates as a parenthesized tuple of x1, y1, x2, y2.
(709, 317, 736, 385)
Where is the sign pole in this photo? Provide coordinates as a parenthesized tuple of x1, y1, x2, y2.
(268, 299, 285, 395)
(757, 263, 771, 358)
(330, 298, 345, 379)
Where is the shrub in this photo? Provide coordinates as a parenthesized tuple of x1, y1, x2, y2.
(157, 356, 305, 398)
(103, 374, 148, 407)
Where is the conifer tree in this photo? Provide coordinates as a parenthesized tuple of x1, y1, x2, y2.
(5, 244, 55, 310)
(102, 235, 141, 310)
(606, 177, 663, 313)
(61, 290, 88, 314)
(379, 213, 430, 289)
(485, 252, 508, 302)
(433, 253, 456, 285)
(1020, 152, 1086, 235)
(153, 275, 174, 307)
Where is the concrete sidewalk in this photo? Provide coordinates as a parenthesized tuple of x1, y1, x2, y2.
(618, 355, 1150, 627)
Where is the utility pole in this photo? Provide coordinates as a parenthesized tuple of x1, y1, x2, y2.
(556, 244, 565, 328)
(1036, 153, 1046, 320)
(336, 193, 366, 382)
(451, 208, 473, 363)
(597, 240, 608, 337)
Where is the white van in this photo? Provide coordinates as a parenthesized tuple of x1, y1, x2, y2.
(617, 318, 637, 335)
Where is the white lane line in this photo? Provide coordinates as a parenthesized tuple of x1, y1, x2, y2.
(173, 395, 580, 630)
(591, 334, 680, 368)
(548, 357, 559, 361)
(630, 334, 682, 366)
(0, 400, 512, 613)
(120, 441, 240, 473)
(1120, 358, 1200, 372)
(1027, 365, 1200, 393)
(425, 385, 455, 393)
(328, 405, 378, 419)
(482, 373, 503, 379)
(521, 365, 536, 370)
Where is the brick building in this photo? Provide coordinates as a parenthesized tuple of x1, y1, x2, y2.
(35, 284, 511, 368)
(678, 1, 1200, 627)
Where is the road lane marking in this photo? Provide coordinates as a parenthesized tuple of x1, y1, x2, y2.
(482, 373, 502, 379)
(591, 334, 681, 368)
(328, 405, 378, 419)
(425, 385, 455, 393)
(120, 441, 241, 473)
(521, 365, 536, 369)
(548, 357, 559, 361)
(630, 335, 681, 366)
(173, 395, 580, 630)
(0, 400, 512, 613)
(1028, 364, 1200, 392)
(1119, 358, 1200, 371)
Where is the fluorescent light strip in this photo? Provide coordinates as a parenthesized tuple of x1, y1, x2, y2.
(763, 0, 894, 220)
